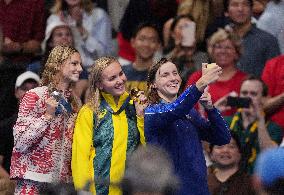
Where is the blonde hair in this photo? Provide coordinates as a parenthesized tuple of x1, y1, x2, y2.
(177, 0, 213, 42)
(207, 28, 242, 58)
(41, 45, 81, 112)
(51, 0, 94, 14)
(87, 56, 118, 116)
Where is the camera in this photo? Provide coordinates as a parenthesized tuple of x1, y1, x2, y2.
(226, 96, 251, 108)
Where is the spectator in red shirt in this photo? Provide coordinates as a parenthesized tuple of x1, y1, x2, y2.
(261, 55, 284, 130)
(0, 0, 45, 67)
(187, 29, 246, 116)
(186, 28, 247, 116)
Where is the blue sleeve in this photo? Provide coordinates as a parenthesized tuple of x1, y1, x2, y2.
(144, 85, 202, 143)
(189, 108, 231, 145)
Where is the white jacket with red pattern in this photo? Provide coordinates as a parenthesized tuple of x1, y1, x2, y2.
(10, 86, 77, 183)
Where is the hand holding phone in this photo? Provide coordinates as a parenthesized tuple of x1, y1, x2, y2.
(181, 21, 196, 47)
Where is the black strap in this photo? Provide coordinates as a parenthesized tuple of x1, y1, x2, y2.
(101, 96, 131, 115)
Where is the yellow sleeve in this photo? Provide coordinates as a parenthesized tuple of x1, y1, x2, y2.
(72, 105, 94, 189)
(137, 116, 145, 145)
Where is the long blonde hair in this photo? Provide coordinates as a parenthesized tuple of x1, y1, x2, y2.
(51, 0, 94, 14)
(87, 56, 118, 116)
(41, 45, 81, 112)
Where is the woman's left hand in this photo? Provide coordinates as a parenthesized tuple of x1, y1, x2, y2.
(199, 87, 214, 110)
(133, 91, 148, 117)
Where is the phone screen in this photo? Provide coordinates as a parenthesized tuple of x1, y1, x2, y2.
(226, 96, 251, 108)
(181, 21, 196, 47)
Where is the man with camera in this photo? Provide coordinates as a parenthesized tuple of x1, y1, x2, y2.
(223, 76, 282, 174)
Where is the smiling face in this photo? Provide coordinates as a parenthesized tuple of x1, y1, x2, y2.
(97, 61, 127, 98)
(131, 26, 160, 61)
(226, 0, 252, 25)
(60, 52, 83, 83)
(153, 62, 181, 102)
(211, 138, 241, 168)
(212, 39, 238, 67)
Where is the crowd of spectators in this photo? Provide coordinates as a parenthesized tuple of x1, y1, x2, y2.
(0, 0, 284, 194)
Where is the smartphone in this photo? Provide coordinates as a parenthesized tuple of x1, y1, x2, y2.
(181, 21, 196, 47)
(226, 96, 252, 108)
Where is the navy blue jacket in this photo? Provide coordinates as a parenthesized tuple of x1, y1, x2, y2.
(144, 85, 231, 195)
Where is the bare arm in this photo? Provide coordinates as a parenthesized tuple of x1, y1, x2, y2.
(256, 103, 277, 150)
(263, 93, 284, 116)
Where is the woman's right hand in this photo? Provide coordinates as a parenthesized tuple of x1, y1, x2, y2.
(196, 63, 222, 92)
(44, 97, 59, 120)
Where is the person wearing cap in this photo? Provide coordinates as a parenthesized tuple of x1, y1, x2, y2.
(10, 45, 82, 194)
(27, 18, 73, 75)
(208, 132, 256, 195)
(253, 148, 284, 195)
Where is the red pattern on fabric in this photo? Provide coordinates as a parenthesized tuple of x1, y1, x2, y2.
(10, 86, 77, 186)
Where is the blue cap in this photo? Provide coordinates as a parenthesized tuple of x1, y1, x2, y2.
(254, 148, 284, 187)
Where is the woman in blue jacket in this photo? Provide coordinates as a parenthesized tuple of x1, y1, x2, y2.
(144, 58, 231, 195)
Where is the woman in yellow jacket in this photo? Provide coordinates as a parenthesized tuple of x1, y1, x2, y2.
(72, 56, 146, 195)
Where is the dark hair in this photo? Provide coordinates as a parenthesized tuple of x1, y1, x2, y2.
(223, 0, 253, 12)
(132, 22, 161, 42)
(147, 58, 171, 104)
(164, 14, 195, 54)
(241, 75, 268, 97)
(209, 131, 242, 153)
(264, 178, 284, 195)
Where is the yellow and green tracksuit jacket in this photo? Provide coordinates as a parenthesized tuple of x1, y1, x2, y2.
(72, 92, 145, 195)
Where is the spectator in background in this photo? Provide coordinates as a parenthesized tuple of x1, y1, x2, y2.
(48, 0, 112, 68)
(224, 0, 280, 77)
(118, 0, 178, 65)
(122, 22, 161, 92)
(0, 0, 45, 67)
(261, 55, 284, 130)
(10, 46, 82, 194)
(121, 145, 179, 195)
(224, 76, 282, 174)
(208, 132, 256, 195)
(163, 0, 215, 51)
(186, 28, 247, 116)
(28, 19, 74, 75)
(165, 15, 209, 89)
(0, 71, 40, 175)
(257, 0, 284, 54)
(0, 26, 22, 122)
(253, 148, 284, 195)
